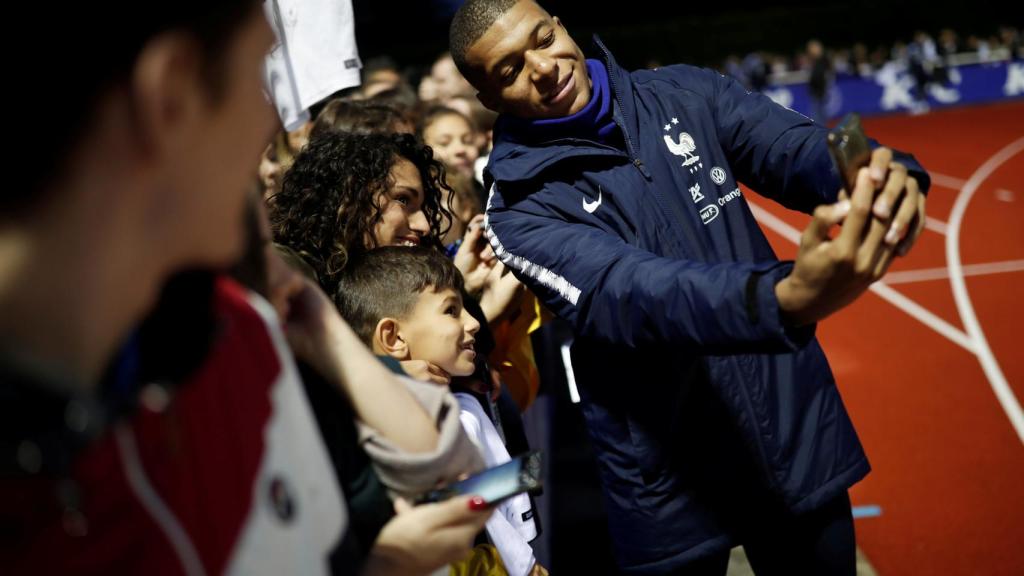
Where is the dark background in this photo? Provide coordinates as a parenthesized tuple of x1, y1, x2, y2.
(352, 0, 1020, 71)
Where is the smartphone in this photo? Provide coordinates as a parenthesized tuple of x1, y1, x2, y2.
(414, 451, 543, 505)
(827, 113, 872, 193)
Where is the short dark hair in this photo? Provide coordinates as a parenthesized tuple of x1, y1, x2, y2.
(362, 55, 402, 81)
(334, 246, 464, 345)
(9, 1, 261, 214)
(367, 85, 420, 114)
(449, 0, 519, 83)
(310, 99, 411, 139)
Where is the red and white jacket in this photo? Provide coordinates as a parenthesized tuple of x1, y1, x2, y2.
(6, 278, 345, 575)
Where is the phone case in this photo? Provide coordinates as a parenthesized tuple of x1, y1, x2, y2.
(827, 113, 871, 193)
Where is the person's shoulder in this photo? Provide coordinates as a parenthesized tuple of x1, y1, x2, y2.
(485, 167, 574, 219)
(213, 275, 262, 323)
(454, 393, 486, 441)
(453, 391, 486, 417)
(199, 275, 285, 382)
(631, 63, 722, 96)
(485, 180, 576, 233)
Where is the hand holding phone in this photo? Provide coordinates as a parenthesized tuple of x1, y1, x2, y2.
(827, 113, 871, 194)
(415, 451, 543, 506)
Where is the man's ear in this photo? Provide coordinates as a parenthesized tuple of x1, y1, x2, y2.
(373, 317, 410, 360)
(130, 31, 205, 158)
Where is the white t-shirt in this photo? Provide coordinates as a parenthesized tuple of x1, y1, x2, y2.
(454, 392, 537, 576)
(263, 0, 362, 130)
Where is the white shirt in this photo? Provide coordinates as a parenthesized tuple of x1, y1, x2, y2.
(454, 392, 537, 576)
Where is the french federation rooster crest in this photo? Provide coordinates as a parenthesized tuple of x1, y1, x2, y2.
(663, 131, 701, 167)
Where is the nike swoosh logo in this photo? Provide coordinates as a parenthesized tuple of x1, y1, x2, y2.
(583, 187, 603, 214)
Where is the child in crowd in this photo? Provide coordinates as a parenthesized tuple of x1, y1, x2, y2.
(420, 105, 482, 184)
(335, 247, 546, 576)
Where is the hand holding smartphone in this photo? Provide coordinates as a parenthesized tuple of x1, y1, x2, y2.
(414, 451, 543, 506)
(827, 113, 871, 194)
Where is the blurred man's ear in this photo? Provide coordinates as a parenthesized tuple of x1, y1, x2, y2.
(130, 31, 207, 159)
(373, 317, 410, 360)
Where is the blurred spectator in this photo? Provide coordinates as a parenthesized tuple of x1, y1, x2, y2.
(438, 170, 484, 247)
(430, 52, 476, 102)
(742, 51, 770, 92)
(907, 31, 938, 108)
(361, 55, 405, 99)
(311, 99, 415, 139)
(420, 106, 482, 183)
(1001, 26, 1022, 60)
(807, 39, 831, 123)
(445, 94, 499, 176)
(831, 48, 852, 76)
(966, 35, 992, 61)
(259, 141, 284, 198)
(367, 84, 421, 117)
(938, 29, 962, 59)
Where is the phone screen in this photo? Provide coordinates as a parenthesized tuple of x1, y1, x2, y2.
(417, 451, 542, 505)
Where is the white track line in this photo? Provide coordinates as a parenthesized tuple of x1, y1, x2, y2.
(923, 173, 1016, 236)
(929, 171, 968, 190)
(883, 260, 1024, 285)
(924, 216, 949, 235)
(747, 202, 975, 354)
(945, 136, 1024, 445)
(869, 282, 976, 352)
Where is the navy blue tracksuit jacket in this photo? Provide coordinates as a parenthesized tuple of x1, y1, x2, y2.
(483, 37, 930, 573)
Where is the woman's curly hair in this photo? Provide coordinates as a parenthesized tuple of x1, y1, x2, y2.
(269, 131, 453, 294)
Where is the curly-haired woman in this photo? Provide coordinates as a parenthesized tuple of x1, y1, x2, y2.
(269, 132, 453, 292)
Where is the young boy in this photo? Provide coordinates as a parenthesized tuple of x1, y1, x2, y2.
(335, 246, 545, 576)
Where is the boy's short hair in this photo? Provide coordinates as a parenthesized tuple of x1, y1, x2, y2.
(334, 246, 464, 345)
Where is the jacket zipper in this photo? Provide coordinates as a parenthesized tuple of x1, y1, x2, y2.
(599, 40, 780, 491)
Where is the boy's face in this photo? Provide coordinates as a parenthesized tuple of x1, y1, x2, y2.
(423, 113, 479, 177)
(400, 287, 480, 377)
(465, 0, 591, 119)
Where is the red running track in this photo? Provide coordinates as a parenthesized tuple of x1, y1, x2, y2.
(750, 100, 1024, 575)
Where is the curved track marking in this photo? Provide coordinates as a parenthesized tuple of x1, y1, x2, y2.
(945, 136, 1024, 445)
(747, 201, 975, 353)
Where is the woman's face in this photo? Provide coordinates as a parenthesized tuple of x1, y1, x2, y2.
(257, 143, 282, 197)
(370, 158, 431, 248)
(422, 113, 479, 177)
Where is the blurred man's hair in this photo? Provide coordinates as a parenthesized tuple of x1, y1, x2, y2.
(10, 1, 261, 214)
